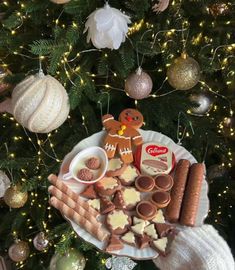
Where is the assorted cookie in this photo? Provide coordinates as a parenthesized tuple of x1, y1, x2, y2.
(118, 165, 139, 186)
(106, 209, 131, 235)
(95, 177, 120, 196)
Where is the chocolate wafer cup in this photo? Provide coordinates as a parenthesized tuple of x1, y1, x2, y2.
(165, 159, 190, 223)
(180, 163, 204, 226)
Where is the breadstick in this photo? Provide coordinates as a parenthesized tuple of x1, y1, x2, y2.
(49, 196, 109, 241)
(180, 163, 204, 226)
(48, 186, 100, 226)
(48, 174, 99, 217)
(166, 159, 190, 223)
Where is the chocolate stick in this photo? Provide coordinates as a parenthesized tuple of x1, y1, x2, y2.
(48, 174, 99, 217)
(165, 159, 191, 223)
(49, 196, 109, 241)
(180, 163, 204, 226)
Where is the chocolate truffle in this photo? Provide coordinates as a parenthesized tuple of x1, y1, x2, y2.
(135, 175, 155, 192)
(77, 168, 93, 181)
(151, 191, 171, 208)
(136, 201, 157, 220)
(86, 157, 101, 170)
(155, 175, 173, 191)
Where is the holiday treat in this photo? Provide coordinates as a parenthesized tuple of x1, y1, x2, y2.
(86, 157, 101, 170)
(122, 187, 141, 210)
(87, 199, 101, 211)
(136, 235, 150, 249)
(135, 175, 155, 192)
(152, 237, 168, 255)
(48, 186, 98, 225)
(118, 165, 139, 185)
(165, 159, 191, 223)
(77, 168, 93, 181)
(155, 223, 173, 238)
(151, 191, 171, 208)
(144, 224, 158, 239)
(80, 185, 97, 199)
(154, 174, 173, 191)
(106, 210, 131, 235)
(95, 177, 120, 196)
(152, 209, 165, 224)
(49, 196, 109, 241)
(102, 109, 143, 164)
(121, 231, 136, 246)
(113, 190, 126, 209)
(136, 201, 157, 220)
(135, 142, 175, 176)
(48, 174, 99, 217)
(106, 235, 124, 252)
(100, 197, 115, 215)
(180, 163, 205, 226)
(106, 158, 127, 177)
(133, 216, 150, 227)
(131, 220, 146, 236)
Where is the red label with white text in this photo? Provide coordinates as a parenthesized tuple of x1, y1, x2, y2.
(134, 142, 175, 176)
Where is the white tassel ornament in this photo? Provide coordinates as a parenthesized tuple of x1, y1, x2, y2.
(0, 73, 70, 133)
(84, 3, 131, 50)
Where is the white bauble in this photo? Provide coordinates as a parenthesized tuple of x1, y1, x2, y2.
(84, 3, 131, 50)
(0, 170, 10, 198)
(11, 74, 70, 133)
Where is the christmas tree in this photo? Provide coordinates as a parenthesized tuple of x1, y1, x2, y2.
(0, 0, 234, 269)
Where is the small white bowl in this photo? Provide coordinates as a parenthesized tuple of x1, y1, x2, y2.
(62, 146, 108, 184)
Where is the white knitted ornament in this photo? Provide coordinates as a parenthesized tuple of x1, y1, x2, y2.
(84, 3, 131, 50)
(11, 73, 70, 133)
(154, 225, 235, 270)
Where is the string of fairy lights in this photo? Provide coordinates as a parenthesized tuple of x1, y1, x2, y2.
(0, 0, 234, 267)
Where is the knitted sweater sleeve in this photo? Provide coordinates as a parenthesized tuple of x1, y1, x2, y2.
(153, 225, 235, 270)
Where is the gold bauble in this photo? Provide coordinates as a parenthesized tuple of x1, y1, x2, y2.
(8, 241, 30, 262)
(4, 185, 28, 208)
(167, 53, 201, 90)
(50, 0, 71, 4)
(209, 2, 230, 17)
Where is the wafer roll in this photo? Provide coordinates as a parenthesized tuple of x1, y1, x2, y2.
(48, 186, 99, 226)
(48, 174, 99, 217)
(180, 163, 204, 226)
(166, 159, 191, 223)
(49, 196, 109, 241)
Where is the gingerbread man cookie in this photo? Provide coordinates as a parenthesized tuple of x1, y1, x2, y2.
(102, 109, 143, 164)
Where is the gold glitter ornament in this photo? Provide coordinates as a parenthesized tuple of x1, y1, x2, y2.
(125, 67, 153, 99)
(8, 241, 30, 262)
(167, 53, 201, 90)
(4, 185, 28, 208)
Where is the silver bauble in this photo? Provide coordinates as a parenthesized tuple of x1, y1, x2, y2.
(125, 67, 153, 99)
(167, 53, 201, 90)
(33, 232, 49, 251)
(189, 92, 213, 116)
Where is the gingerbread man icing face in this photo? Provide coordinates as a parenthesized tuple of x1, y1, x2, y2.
(102, 108, 144, 164)
(118, 109, 144, 129)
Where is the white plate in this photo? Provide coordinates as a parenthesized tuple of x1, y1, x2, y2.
(58, 130, 209, 260)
